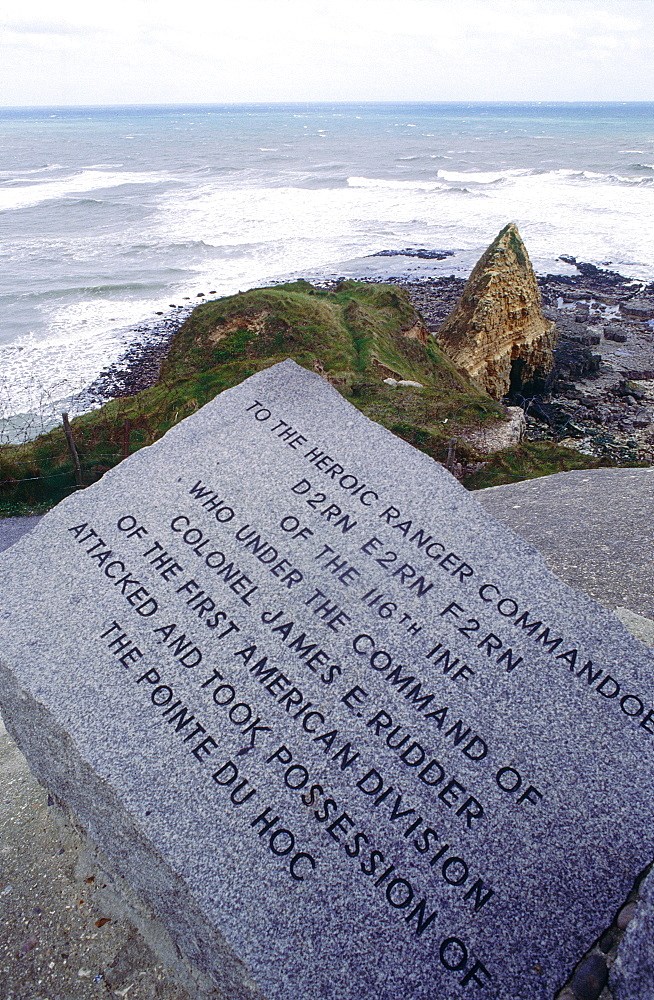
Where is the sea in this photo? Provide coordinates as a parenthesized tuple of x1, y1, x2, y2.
(1, 101, 653, 434)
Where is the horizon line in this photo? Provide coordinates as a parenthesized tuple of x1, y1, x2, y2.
(2, 99, 654, 111)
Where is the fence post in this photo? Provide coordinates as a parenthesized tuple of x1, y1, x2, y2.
(123, 418, 131, 459)
(62, 413, 83, 488)
(446, 438, 457, 473)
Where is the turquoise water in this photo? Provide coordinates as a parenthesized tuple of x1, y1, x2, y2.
(1, 102, 653, 414)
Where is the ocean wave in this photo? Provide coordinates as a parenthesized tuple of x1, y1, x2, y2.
(592, 172, 652, 186)
(0, 163, 66, 178)
(544, 168, 653, 186)
(67, 198, 109, 206)
(306, 162, 350, 173)
(437, 169, 524, 184)
(193, 165, 245, 175)
(11, 282, 164, 303)
(346, 176, 447, 191)
(431, 166, 654, 189)
(348, 167, 533, 187)
(0, 168, 179, 213)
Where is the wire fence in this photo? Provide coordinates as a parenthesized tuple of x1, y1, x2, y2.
(0, 375, 645, 518)
(0, 376, 98, 449)
(0, 375, 155, 513)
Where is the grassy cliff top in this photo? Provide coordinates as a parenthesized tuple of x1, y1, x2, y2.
(0, 279, 602, 515)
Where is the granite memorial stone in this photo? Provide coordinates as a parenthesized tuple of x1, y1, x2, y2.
(1, 359, 653, 1000)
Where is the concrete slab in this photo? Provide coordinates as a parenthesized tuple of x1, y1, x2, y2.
(476, 467, 654, 621)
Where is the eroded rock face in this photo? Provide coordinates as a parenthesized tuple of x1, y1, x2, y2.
(436, 223, 556, 399)
(402, 320, 429, 344)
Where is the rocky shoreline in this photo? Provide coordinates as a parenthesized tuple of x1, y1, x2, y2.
(372, 261, 654, 466)
(85, 257, 654, 467)
(85, 309, 193, 401)
(388, 261, 654, 465)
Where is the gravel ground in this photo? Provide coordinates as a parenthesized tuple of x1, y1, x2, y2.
(0, 718, 193, 1000)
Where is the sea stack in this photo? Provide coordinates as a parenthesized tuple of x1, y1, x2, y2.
(437, 223, 556, 399)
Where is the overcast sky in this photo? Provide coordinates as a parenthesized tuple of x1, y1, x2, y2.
(1, 0, 652, 106)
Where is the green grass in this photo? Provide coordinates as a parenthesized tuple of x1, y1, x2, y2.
(0, 279, 636, 515)
(461, 441, 617, 490)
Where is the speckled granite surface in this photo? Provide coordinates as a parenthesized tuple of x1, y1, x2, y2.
(0, 370, 652, 1000)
